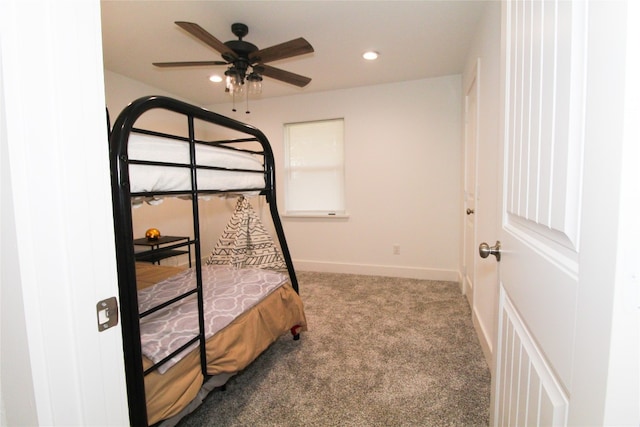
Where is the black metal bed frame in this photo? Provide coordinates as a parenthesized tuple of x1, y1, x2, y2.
(109, 95, 298, 426)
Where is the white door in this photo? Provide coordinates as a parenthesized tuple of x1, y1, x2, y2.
(490, 1, 632, 425)
(463, 70, 478, 306)
(0, 0, 129, 425)
(493, 0, 584, 420)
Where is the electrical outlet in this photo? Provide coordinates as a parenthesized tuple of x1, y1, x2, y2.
(393, 244, 400, 255)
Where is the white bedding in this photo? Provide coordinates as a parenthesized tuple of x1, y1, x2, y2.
(138, 265, 289, 374)
(128, 133, 265, 198)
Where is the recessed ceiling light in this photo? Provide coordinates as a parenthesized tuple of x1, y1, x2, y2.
(362, 51, 379, 60)
(209, 74, 223, 83)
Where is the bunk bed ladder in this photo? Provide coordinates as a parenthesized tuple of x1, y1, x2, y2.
(187, 114, 208, 377)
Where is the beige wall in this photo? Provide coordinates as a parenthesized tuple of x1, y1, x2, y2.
(105, 72, 463, 280)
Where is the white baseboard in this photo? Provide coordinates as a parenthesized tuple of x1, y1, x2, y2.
(472, 305, 493, 373)
(463, 275, 474, 306)
(293, 259, 459, 282)
(457, 270, 464, 292)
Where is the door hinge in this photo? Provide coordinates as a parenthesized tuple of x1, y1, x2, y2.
(96, 297, 119, 332)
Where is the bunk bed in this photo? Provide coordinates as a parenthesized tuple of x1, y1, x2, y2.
(109, 96, 306, 426)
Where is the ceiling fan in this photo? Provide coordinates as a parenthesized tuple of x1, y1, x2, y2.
(153, 21, 314, 92)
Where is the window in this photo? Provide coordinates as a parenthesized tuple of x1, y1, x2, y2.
(284, 119, 345, 216)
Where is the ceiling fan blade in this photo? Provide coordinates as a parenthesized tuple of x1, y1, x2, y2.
(153, 60, 228, 68)
(175, 21, 237, 61)
(249, 37, 313, 64)
(260, 65, 311, 87)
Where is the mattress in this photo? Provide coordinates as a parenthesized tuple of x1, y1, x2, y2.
(136, 263, 307, 425)
(128, 132, 265, 198)
(139, 265, 291, 373)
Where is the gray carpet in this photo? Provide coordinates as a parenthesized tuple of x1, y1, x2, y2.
(177, 271, 491, 426)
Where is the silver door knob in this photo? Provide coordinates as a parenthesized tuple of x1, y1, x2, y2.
(466, 208, 475, 215)
(479, 241, 501, 262)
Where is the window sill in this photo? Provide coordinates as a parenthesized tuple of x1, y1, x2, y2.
(283, 212, 350, 219)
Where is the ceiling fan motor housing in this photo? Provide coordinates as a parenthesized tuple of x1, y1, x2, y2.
(224, 23, 258, 66)
(225, 40, 258, 59)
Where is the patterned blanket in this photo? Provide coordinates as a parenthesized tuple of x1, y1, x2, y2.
(138, 265, 288, 373)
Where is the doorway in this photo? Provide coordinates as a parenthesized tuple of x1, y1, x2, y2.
(463, 66, 478, 307)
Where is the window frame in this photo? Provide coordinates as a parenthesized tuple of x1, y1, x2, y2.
(283, 118, 347, 218)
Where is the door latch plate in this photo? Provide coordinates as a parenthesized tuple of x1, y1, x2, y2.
(96, 297, 118, 331)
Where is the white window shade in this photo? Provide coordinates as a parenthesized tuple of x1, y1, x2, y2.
(284, 119, 345, 215)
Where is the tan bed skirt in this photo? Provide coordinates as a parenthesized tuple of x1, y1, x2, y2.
(136, 263, 307, 425)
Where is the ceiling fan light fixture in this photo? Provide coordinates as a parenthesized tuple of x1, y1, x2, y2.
(247, 72, 263, 94)
(362, 50, 379, 60)
(225, 67, 243, 95)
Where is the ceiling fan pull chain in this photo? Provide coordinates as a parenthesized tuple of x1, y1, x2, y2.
(232, 92, 237, 112)
(245, 89, 250, 114)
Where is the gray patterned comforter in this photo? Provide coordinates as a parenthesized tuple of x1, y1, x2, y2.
(138, 265, 288, 373)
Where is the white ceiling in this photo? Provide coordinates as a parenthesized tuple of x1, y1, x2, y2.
(100, 1, 489, 106)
